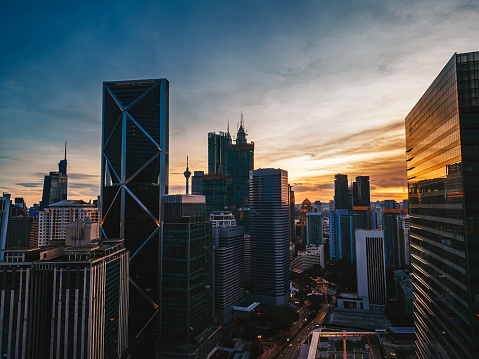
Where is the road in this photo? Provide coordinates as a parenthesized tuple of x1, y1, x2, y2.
(279, 304, 329, 359)
(260, 305, 311, 359)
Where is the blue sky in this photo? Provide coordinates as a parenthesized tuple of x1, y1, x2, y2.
(1, 0, 478, 206)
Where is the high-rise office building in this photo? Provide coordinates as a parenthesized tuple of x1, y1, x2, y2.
(202, 174, 229, 217)
(39, 150, 68, 210)
(299, 198, 313, 224)
(0, 239, 129, 359)
(356, 230, 387, 311)
(226, 115, 254, 210)
(210, 211, 244, 328)
(0, 193, 11, 260)
(334, 174, 350, 211)
(381, 209, 408, 270)
(329, 209, 357, 262)
(397, 214, 410, 267)
(192, 171, 205, 195)
(289, 185, 295, 244)
(158, 195, 218, 358)
(306, 212, 323, 246)
(208, 131, 231, 176)
(101, 79, 169, 354)
(250, 169, 290, 305)
(353, 176, 370, 207)
(5, 216, 38, 248)
(405, 51, 479, 359)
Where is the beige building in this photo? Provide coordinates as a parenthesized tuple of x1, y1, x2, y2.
(38, 200, 99, 246)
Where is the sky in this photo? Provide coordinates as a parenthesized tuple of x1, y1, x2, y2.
(1, 0, 478, 207)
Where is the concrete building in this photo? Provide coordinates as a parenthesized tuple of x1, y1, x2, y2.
(0, 239, 129, 359)
(250, 169, 290, 305)
(290, 245, 325, 272)
(356, 230, 387, 311)
(38, 200, 99, 246)
(210, 211, 244, 328)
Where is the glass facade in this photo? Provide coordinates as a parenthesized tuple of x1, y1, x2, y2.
(334, 174, 350, 211)
(101, 79, 169, 354)
(250, 169, 290, 305)
(405, 51, 479, 359)
(208, 132, 231, 176)
(159, 195, 211, 345)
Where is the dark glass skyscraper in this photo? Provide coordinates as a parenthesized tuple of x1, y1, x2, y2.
(208, 131, 231, 176)
(353, 175, 370, 207)
(226, 117, 254, 210)
(101, 79, 169, 356)
(405, 51, 479, 359)
(39, 150, 67, 211)
(250, 169, 290, 305)
(334, 174, 350, 211)
(158, 195, 215, 358)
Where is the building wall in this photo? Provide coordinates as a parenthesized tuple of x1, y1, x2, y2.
(38, 204, 99, 246)
(0, 243, 128, 359)
(406, 51, 479, 359)
(355, 230, 387, 306)
(306, 212, 323, 246)
(250, 169, 290, 306)
(101, 79, 169, 349)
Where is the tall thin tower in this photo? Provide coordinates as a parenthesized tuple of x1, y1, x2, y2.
(101, 78, 169, 356)
(184, 156, 191, 194)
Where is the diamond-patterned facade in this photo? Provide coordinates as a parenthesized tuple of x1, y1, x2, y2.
(101, 79, 169, 356)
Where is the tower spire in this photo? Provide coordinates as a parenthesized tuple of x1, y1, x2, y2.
(65, 141, 67, 160)
(184, 155, 191, 194)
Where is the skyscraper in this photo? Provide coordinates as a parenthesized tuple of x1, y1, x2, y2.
(306, 212, 323, 246)
(405, 51, 479, 359)
(210, 211, 244, 328)
(250, 169, 290, 305)
(208, 131, 231, 176)
(39, 148, 68, 210)
(191, 171, 205, 195)
(353, 176, 370, 207)
(355, 230, 387, 311)
(158, 195, 219, 358)
(0, 193, 11, 260)
(334, 174, 350, 211)
(101, 79, 169, 354)
(226, 114, 254, 210)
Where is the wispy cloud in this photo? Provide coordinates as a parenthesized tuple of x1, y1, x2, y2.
(15, 182, 42, 188)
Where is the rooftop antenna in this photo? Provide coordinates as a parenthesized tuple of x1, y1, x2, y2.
(64, 141, 67, 160)
(227, 118, 230, 134)
(240, 111, 244, 127)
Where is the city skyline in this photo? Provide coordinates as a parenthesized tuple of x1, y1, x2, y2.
(1, 0, 479, 205)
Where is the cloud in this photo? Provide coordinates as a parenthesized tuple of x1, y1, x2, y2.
(15, 182, 42, 188)
(69, 173, 100, 180)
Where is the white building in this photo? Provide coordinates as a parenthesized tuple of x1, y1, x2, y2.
(291, 245, 325, 272)
(38, 200, 99, 246)
(355, 229, 387, 311)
